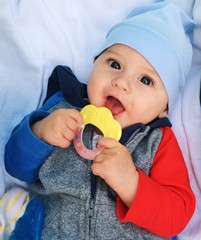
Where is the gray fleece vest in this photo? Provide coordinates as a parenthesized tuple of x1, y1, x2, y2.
(29, 101, 170, 240)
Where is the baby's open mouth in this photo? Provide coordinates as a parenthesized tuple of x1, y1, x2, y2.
(105, 96, 125, 116)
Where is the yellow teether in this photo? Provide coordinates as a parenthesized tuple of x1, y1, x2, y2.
(80, 104, 122, 140)
(73, 104, 122, 160)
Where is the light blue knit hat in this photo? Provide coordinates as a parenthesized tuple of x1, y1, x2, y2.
(96, 2, 195, 112)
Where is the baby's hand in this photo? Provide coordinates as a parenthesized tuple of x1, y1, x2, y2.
(92, 138, 139, 207)
(31, 109, 83, 148)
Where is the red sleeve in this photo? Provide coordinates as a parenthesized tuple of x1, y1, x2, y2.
(116, 127, 195, 238)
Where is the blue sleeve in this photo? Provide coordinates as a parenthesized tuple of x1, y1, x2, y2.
(5, 91, 66, 182)
(5, 110, 56, 182)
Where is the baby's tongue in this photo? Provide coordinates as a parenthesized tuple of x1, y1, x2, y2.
(105, 97, 124, 115)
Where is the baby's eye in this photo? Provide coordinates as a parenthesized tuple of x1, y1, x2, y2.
(108, 60, 121, 70)
(138, 76, 153, 86)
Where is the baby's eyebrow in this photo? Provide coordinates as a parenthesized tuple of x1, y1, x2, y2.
(104, 48, 122, 58)
(143, 66, 158, 76)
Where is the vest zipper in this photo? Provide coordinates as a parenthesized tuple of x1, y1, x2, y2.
(88, 171, 97, 237)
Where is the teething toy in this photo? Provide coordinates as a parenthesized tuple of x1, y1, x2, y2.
(73, 104, 122, 160)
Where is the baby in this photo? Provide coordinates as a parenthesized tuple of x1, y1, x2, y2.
(5, 2, 195, 239)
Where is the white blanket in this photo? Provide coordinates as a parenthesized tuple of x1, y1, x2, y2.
(170, 1, 201, 239)
(0, 0, 200, 239)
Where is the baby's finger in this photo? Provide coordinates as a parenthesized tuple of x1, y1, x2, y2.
(97, 137, 120, 149)
(67, 109, 83, 126)
(62, 128, 76, 142)
(47, 133, 71, 148)
(66, 117, 81, 133)
(57, 139, 71, 149)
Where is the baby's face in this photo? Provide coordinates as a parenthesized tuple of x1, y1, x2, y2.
(87, 44, 168, 129)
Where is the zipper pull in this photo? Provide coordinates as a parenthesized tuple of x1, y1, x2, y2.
(88, 198, 95, 236)
(88, 198, 94, 218)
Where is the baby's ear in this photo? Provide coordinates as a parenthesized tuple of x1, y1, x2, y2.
(159, 106, 168, 118)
